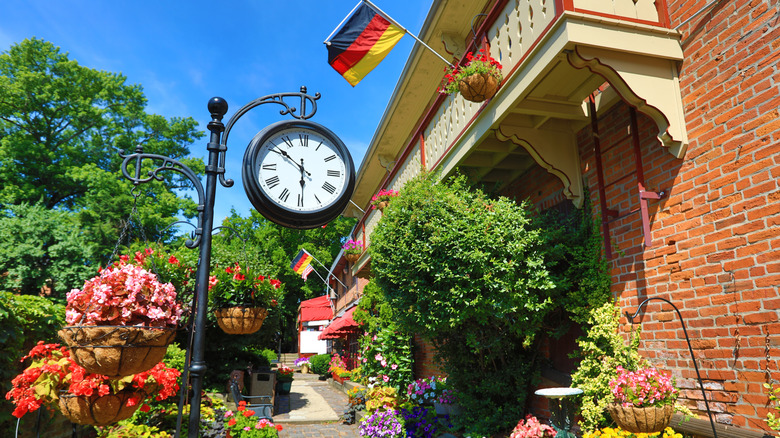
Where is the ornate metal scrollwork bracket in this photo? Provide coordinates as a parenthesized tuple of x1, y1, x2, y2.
(119, 146, 206, 249)
(217, 86, 320, 188)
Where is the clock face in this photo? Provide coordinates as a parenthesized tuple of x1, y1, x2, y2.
(242, 120, 355, 229)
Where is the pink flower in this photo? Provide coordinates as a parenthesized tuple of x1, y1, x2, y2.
(391, 364, 398, 370)
(383, 375, 390, 382)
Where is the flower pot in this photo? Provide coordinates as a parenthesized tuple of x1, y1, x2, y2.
(333, 374, 350, 384)
(276, 380, 292, 395)
(375, 201, 389, 212)
(433, 401, 461, 417)
(607, 403, 673, 433)
(345, 253, 360, 263)
(301, 363, 310, 374)
(58, 390, 146, 426)
(214, 307, 268, 335)
(58, 325, 176, 378)
(458, 73, 499, 102)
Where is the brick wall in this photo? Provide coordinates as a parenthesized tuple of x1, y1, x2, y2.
(502, 1, 780, 432)
(578, 0, 779, 431)
(412, 334, 445, 379)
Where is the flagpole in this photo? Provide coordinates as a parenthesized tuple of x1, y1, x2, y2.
(324, 0, 363, 43)
(303, 250, 348, 290)
(361, 0, 454, 68)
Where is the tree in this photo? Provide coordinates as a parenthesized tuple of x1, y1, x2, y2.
(0, 203, 96, 297)
(0, 38, 205, 272)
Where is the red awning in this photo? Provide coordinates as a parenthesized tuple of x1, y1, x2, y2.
(298, 295, 333, 322)
(318, 306, 358, 340)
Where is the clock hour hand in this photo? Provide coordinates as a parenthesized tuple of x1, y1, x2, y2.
(271, 147, 311, 176)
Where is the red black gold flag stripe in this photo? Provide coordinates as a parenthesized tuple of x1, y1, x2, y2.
(327, 3, 405, 86)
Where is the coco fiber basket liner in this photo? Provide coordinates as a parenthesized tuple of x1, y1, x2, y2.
(58, 325, 176, 378)
(215, 307, 268, 335)
(58, 390, 146, 426)
(607, 403, 674, 433)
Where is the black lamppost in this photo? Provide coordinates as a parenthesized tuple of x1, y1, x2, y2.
(120, 88, 320, 437)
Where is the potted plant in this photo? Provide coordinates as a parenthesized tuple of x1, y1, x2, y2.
(510, 415, 558, 438)
(59, 258, 183, 377)
(607, 365, 678, 433)
(438, 47, 503, 102)
(210, 262, 282, 335)
(294, 357, 311, 374)
(224, 400, 283, 438)
(329, 353, 351, 383)
(275, 365, 294, 395)
(342, 239, 363, 263)
(370, 189, 399, 212)
(6, 342, 180, 426)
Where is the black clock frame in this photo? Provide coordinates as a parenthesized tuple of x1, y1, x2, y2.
(242, 119, 356, 229)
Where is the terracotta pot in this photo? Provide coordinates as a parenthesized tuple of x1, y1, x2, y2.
(215, 307, 268, 335)
(458, 73, 499, 102)
(58, 326, 175, 378)
(345, 253, 360, 263)
(607, 403, 673, 433)
(58, 390, 146, 426)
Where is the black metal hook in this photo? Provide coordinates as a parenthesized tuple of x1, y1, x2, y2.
(626, 297, 718, 438)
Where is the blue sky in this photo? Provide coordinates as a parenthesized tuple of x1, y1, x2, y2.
(0, 0, 432, 222)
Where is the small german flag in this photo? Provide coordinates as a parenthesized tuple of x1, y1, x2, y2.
(326, 2, 405, 86)
(290, 249, 314, 278)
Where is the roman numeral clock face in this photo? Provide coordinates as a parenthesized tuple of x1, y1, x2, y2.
(242, 120, 356, 229)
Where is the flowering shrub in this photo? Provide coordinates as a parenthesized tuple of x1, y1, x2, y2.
(510, 415, 557, 438)
(342, 239, 364, 255)
(370, 189, 399, 210)
(5, 342, 180, 419)
(765, 383, 780, 431)
(276, 365, 294, 382)
(358, 408, 404, 438)
(209, 262, 282, 309)
(400, 406, 450, 438)
(353, 280, 415, 393)
(224, 400, 282, 438)
(438, 47, 503, 95)
(65, 261, 182, 327)
(610, 366, 677, 408)
(583, 426, 682, 438)
(293, 357, 310, 367)
(406, 376, 447, 405)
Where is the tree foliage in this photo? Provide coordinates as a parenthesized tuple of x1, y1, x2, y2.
(0, 38, 205, 278)
(0, 203, 96, 297)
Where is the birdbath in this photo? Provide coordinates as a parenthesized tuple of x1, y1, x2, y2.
(534, 387, 583, 438)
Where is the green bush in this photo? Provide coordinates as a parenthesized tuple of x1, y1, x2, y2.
(368, 173, 612, 436)
(0, 292, 65, 437)
(309, 353, 332, 375)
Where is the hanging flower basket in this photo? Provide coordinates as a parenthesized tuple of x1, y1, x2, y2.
(345, 253, 360, 263)
(215, 307, 268, 335)
(458, 73, 499, 102)
(438, 48, 502, 103)
(58, 325, 176, 378)
(607, 403, 674, 433)
(58, 390, 147, 426)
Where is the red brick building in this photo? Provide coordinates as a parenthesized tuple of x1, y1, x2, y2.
(335, 0, 778, 435)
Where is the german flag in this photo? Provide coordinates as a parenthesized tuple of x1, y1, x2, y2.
(290, 249, 314, 277)
(326, 3, 405, 86)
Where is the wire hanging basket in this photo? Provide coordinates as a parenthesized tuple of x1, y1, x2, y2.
(214, 307, 269, 335)
(58, 390, 147, 426)
(58, 325, 176, 378)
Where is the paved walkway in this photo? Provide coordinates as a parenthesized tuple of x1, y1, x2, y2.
(273, 372, 360, 438)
